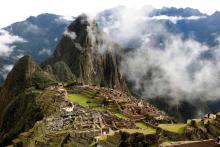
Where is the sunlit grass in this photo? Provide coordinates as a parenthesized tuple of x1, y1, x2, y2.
(122, 128, 156, 135)
(158, 124, 186, 134)
(114, 113, 129, 120)
(68, 94, 93, 107)
(135, 122, 149, 129)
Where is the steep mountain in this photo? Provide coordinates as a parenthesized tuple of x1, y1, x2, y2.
(4, 13, 72, 63)
(151, 7, 206, 17)
(0, 13, 72, 84)
(0, 55, 56, 118)
(44, 14, 128, 91)
(175, 11, 220, 46)
(0, 55, 58, 145)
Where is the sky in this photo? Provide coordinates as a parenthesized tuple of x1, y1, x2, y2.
(0, 0, 220, 28)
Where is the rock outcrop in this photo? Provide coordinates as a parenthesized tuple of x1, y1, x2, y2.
(44, 61, 76, 83)
(44, 14, 128, 92)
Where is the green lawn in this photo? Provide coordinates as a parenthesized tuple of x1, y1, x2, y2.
(158, 124, 186, 134)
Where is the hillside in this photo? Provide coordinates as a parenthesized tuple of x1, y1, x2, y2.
(1, 13, 220, 147)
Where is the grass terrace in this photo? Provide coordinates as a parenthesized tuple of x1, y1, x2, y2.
(113, 113, 129, 120)
(158, 124, 186, 134)
(135, 122, 149, 129)
(68, 93, 132, 120)
(122, 128, 156, 135)
(68, 93, 105, 110)
(121, 121, 156, 135)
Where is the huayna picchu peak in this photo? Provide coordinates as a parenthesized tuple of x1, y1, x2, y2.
(1, 13, 220, 147)
(43, 14, 128, 92)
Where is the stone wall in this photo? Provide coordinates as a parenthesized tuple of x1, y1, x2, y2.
(119, 131, 159, 146)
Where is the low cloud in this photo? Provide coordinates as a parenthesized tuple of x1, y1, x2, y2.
(55, 15, 75, 24)
(96, 7, 220, 101)
(64, 30, 77, 40)
(122, 31, 220, 101)
(39, 48, 52, 56)
(150, 15, 206, 24)
(0, 29, 26, 57)
(1, 64, 14, 79)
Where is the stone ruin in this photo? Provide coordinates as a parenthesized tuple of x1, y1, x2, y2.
(67, 85, 171, 126)
(44, 101, 110, 138)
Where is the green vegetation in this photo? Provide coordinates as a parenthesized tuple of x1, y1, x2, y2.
(158, 124, 186, 134)
(32, 70, 57, 89)
(187, 119, 202, 125)
(0, 90, 43, 146)
(52, 61, 76, 83)
(68, 93, 105, 111)
(122, 128, 156, 135)
(69, 94, 95, 107)
(121, 122, 156, 135)
(135, 122, 149, 129)
(114, 113, 129, 120)
(98, 131, 115, 141)
(209, 124, 220, 135)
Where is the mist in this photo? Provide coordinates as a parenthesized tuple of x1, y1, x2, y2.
(97, 7, 220, 101)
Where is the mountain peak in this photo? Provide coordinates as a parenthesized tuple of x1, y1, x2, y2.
(0, 55, 56, 116)
(211, 11, 220, 17)
(67, 14, 97, 37)
(44, 15, 128, 91)
(152, 7, 205, 17)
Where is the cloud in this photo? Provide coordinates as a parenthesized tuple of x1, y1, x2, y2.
(97, 7, 220, 101)
(97, 6, 154, 48)
(97, 7, 206, 47)
(63, 30, 77, 40)
(0, 29, 26, 57)
(150, 15, 206, 24)
(55, 15, 75, 24)
(1, 64, 14, 79)
(39, 48, 52, 56)
(23, 22, 41, 34)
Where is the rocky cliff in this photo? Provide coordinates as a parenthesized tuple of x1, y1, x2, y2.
(44, 14, 128, 92)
